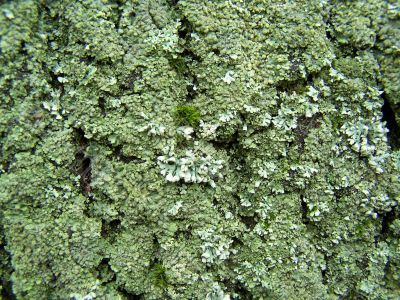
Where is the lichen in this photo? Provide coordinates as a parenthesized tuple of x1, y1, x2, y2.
(0, 0, 399, 299)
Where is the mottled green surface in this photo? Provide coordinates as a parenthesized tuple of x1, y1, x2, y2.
(0, 0, 399, 299)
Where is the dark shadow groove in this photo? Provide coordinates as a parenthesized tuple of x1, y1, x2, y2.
(381, 95, 400, 150)
(300, 195, 310, 225)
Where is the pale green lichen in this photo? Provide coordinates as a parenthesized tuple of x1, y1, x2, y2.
(0, 0, 399, 299)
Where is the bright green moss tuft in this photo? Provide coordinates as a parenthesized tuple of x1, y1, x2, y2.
(173, 105, 201, 127)
(149, 263, 168, 289)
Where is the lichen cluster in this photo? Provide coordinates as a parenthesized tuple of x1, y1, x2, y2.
(0, 0, 399, 299)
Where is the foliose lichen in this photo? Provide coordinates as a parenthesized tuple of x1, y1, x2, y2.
(0, 0, 399, 299)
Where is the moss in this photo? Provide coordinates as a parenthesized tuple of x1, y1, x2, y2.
(149, 263, 168, 289)
(173, 105, 201, 127)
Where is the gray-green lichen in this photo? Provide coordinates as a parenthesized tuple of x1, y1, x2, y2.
(0, 0, 399, 299)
